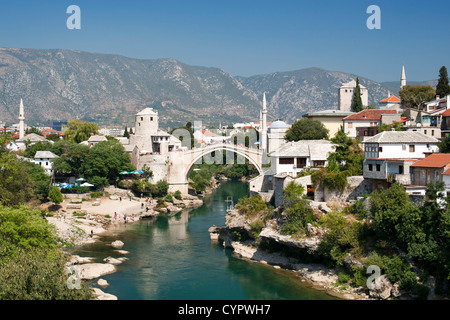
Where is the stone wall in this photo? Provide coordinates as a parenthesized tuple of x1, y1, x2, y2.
(273, 175, 312, 207)
(315, 176, 373, 203)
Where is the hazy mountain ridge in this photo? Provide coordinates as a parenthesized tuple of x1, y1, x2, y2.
(236, 68, 393, 122)
(0, 48, 411, 127)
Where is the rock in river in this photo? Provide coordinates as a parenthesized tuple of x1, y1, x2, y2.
(111, 240, 124, 249)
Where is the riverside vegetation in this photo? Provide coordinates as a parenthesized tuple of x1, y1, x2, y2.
(229, 179, 450, 299)
(0, 124, 140, 300)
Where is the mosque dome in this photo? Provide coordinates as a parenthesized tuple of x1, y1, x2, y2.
(268, 120, 289, 129)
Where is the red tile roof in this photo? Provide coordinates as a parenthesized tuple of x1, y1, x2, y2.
(380, 96, 401, 103)
(201, 130, 220, 137)
(343, 109, 397, 121)
(410, 153, 450, 168)
(441, 109, 450, 117)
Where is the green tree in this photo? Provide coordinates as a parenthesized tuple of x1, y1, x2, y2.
(438, 136, 450, 153)
(24, 162, 52, 202)
(23, 141, 54, 158)
(436, 66, 450, 98)
(25, 127, 43, 136)
(285, 118, 329, 141)
(281, 182, 315, 235)
(370, 183, 423, 242)
(81, 139, 135, 185)
(156, 180, 169, 197)
(123, 126, 130, 138)
(48, 187, 63, 205)
(52, 142, 90, 177)
(328, 129, 364, 175)
(0, 205, 93, 299)
(351, 77, 364, 112)
(379, 121, 404, 133)
(399, 85, 436, 109)
(0, 153, 35, 206)
(63, 120, 99, 143)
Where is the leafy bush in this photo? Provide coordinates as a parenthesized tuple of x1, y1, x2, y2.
(311, 169, 348, 193)
(249, 219, 266, 238)
(338, 272, 351, 284)
(90, 191, 103, 198)
(165, 193, 174, 203)
(350, 200, 368, 220)
(48, 187, 63, 205)
(236, 195, 268, 218)
(0, 205, 93, 299)
(281, 199, 315, 235)
(174, 190, 182, 200)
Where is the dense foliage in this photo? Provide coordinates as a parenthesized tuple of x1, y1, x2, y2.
(399, 85, 436, 109)
(0, 205, 93, 299)
(351, 77, 364, 112)
(280, 182, 315, 235)
(285, 118, 329, 141)
(436, 66, 450, 98)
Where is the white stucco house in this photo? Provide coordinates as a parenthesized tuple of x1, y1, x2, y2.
(270, 140, 335, 177)
(363, 131, 439, 190)
(34, 151, 59, 175)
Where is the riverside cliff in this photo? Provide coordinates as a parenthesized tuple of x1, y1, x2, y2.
(210, 198, 434, 300)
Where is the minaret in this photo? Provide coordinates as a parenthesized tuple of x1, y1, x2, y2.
(19, 99, 25, 139)
(401, 65, 406, 90)
(261, 93, 268, 152)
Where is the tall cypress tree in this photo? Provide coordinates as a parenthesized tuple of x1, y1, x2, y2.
(351, 77, 364, 112)
(436, 66, 450, 98)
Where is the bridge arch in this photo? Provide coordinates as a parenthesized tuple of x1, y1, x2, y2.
(184, 144, 263, 181)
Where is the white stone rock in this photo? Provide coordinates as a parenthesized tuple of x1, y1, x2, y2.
(111, 240, 124, 249)
(72, 263, 116, 280)
(97, 279, 109, 287)
(103, 256, 127, 265)
(114, 250, 130, 255)
(92, 288, 117, 300)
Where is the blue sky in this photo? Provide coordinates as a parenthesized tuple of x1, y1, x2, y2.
(0, 0, 448, 82)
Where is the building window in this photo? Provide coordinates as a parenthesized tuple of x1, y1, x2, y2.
(141, 117, 143, 121)
(313, 160, 325, 167)
(378, 147, 383, 152)
(296, 158, 307, 168)
(368, 164, 373, 171)
(432, 130, 435, 136)
(151, 117, 153, 121)
(409, 145, 415, 152)
(279, 158, 294, 165)
(399, 165, 404, 174)
(376, 164, 381, 171)
(424, 130, 427, 135)
(348, 122, 353, 128)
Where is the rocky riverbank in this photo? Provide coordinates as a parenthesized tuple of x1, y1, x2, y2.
(210, 209, 370, 300)
(45, 189, 204, 300)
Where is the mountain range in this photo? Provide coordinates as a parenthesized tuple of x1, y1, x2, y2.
(0, 48, 435, 128)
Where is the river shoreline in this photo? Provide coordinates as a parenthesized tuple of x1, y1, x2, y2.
(221, 239, 368, 300)
(50, 181, 366, 301)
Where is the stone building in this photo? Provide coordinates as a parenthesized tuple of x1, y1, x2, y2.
(123, 108, 183, 183)
(338, 80, 368, 111)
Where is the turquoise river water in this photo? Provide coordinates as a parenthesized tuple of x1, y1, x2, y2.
(72, 181, 338, 300)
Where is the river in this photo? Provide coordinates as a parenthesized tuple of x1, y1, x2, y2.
(72, 180, 338, 300)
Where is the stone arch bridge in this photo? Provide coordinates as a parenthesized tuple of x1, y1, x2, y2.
(167, 143, 266, 194)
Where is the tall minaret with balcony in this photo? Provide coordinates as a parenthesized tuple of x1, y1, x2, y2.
(401, 65, 407, 90)
(19, 99, 25, 139)
(261, 93, 268, 152)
